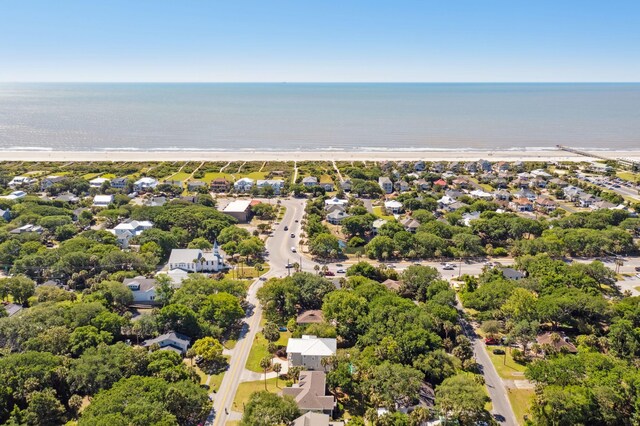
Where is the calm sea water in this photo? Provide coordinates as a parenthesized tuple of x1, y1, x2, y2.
(0, 83, 639, 152)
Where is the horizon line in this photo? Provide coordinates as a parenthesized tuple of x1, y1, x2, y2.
(1, 81, 640, 84)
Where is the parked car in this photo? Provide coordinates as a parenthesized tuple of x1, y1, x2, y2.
(284, 225, 288, 231)
(323, 271, 335, 276)
(290, 233, 295, 238)
(635, 266, 640, 272)
(485, 337, 500, 345)
(336, 269, 346, 274)
(492, 348, 506, 355)
(291, 247, 296, 252)
(285, 263, 293, 268)
(443, 264, 455, 270)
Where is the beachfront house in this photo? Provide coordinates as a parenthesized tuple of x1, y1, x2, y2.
(302, 176, 318, 187)
(210, 178, 231, 192)
(9, 176, 37, 188)
(0, 209, 10, 221)
(40, 176, 66, 191)
(89, 177, 110, 188)
(234, 177, 254, 192)
(1, 191, 27, 200)
(111, 177, 129, 189)
(167, 246, 226, 273)
(256, 179, 284, 195)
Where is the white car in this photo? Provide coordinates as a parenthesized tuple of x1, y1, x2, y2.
(291, 247, 297, 253)
(443, 264, 455, 270)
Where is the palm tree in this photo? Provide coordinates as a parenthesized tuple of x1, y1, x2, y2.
(272, 363, 282, 388)
(186, 348, 196, 367)
(314, 264, 320, 275)
(321, 265, 329, 276)
(293, 262, 300, 273)
(259, 356, 272, 390)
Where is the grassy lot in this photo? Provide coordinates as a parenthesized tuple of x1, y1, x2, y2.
(617, 171, 639, 182)
(225, 264, 270, 280)
(183, 358, 227, 392)
(372, 206, 394, 220)
(635, 286, 640, 293)
(82, 172, 101, 180)
(202, 171, 236, 183)
(164, 171, 191, 182)
(508, 388, 534, 425)
(246, 171, 267, 180)
(486, 346, 528, 380)
(233, 378, 281, 412)
(245, 319, 291, 373)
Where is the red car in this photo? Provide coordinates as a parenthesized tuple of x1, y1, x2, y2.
(484, 337, 499, 345)
(323, 271, 335, 276)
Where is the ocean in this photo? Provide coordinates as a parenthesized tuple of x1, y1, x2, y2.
(0, 83, 639, 152)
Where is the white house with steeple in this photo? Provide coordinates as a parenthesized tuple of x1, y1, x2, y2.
(167, 242, 227, 273)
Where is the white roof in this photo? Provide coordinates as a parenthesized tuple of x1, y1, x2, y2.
(470, 189, 493, 198)
(135, 177, 157, 184)
(223, 200, 252, 213)
(324, 197, 348, 206)
(235, 177, 254, 184)
(114, 220, 153, 231)
(372, 218, 388, 228)
(93, 195, 114, 204)
(384, 200, 403, 208)
(286, 335, 337, 357)
(90, 177, 110, 184)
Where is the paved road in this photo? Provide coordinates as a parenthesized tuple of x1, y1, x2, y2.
(209, 197, 315, 425)
(457, 297, 518, 426)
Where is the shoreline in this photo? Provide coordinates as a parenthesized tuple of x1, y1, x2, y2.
(1, 149, 640, 162)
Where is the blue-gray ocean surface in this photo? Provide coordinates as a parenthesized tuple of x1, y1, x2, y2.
(0, 83, 639, 152)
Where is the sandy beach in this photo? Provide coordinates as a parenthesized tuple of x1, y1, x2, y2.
(1, 149, 639, 163)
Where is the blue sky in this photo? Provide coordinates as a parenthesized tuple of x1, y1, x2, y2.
(1, 1, 639, 82)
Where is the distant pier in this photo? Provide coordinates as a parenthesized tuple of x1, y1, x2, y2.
(556, 145, 640, 171)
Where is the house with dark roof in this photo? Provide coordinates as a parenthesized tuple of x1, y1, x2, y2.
(283, 371, 336, 416)
(536, 332, 577, 354)
(123, 276, 158, 304)
(297, 310, 325, 324)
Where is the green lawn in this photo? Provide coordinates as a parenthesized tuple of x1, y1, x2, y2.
(245, 319, 291, 373)
(82, 173, 100, 180)
(202, 171, 236, 183)
(164, 171, 191, 182)
(508, 388, 534, 425)
(233, 378, 281, 412)
(184, 359, 226, 392)
(617, 171, 639, 182)
(486, 346, 527, 380)
(372, 206, 394, 220)
(246, 171, 267, 180)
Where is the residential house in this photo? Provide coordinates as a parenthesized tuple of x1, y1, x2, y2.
(536, 332, 578, 354)
(89, 177, 110, 188)
(324, 197, 348, 208)
(167, 246, 226, 273)
(414, 178, 430, 191)
(502, 268, 526, 280)
(123, 276, 158, 304)
(134, 177, 158, 191)
(529, 176, 548, 189)
(324, 204, 346, 215)
(433, 178, 447, 189)
(371, 218, 387, 235)
(591, 200, 616, 210)
(142, 331, 190, 354)
(382, 279, 402, 292)
(470, 189, 493, 200)
(509, 198, 533, 212)
(578, 193, 597, 208)
(144, 196, 166, 207)
(256, 179, 284, 195)
(549, 178, 568, 188)
(287, 335, 337, 371)
(10, 224, 43, 234)
(340, 180, 352, 192)
(110, 219, 153, 248)
(563, 186, 583, 202)
(296, 310, 325, 325)
(320, 179, 334, 192)
(234, 177, 254, 192)
(41, 176, 66, 191)
(394, 180, 409, 193)
(326, 210, 351, 225)
(431, 162, 445, 173)
(110, 177, 129, 189)
(477, 159, 492, 172)
(515, 189, 537, 201)
(302, 177, 318, 187)
(222, 200, 252, 222)
(400, 217, 420, 233)
(535, 197, 557, 212)
(291, 412, 344, 426)
(187, 181, 206, 191)
(283, 371, 336, 416)
(464, 162, 477, 173)
(163, 179, 182, 187)
(3, 303, 23, 317)
(384, 200, 403, 214)
(55, 193, 79, 203)
(378, 177, 393, 194)
(9, 176, 37, 188)
(452, 177, 470, 189)
(444, 201, 467, 212)
(494, 161, 510, 172)
(0, 209, 10, 221)
(92, 194, 113, 208)
(461, 211, 481, 226)
(493, 189, 512, 202)
(210, 178, 231, 193)
(414, 160, 426, 171)
(1, 191, 27, 200)
(531, 169, 552, 179)
(448, 161, 461, 172)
